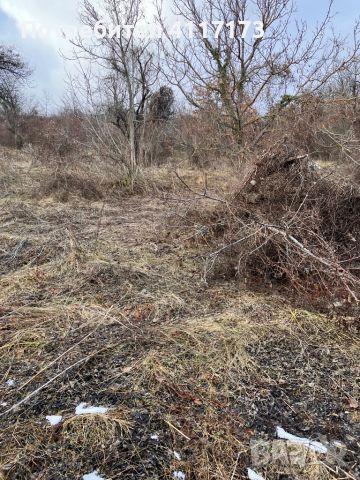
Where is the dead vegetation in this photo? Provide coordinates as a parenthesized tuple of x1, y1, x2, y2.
(179, 142, 360, 311)
(0, 0, 360, 477)
(39, 170, 104, 202)
(0, 150, 359, 480)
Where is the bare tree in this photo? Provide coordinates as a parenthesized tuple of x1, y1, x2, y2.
(158, 0, 360, 145)
(70, 0, 159, 178)
(327, 61, 360, 114)
(0, 46, 31, 148)
(0, 80, 24, 148)
(0, 46, 31, 81)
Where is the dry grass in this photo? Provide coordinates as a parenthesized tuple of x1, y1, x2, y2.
(130, 303, 360, 478)
(62, 408, 133, 448)
(0, 150, 359, 479)
(0, 145, 233, 203)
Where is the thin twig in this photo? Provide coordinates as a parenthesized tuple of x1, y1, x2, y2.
(230, 451, 241, 480)
(174, 170, 227, 204)
(164, 419, 191, 441)
(17, 328, 99, 392)
(0, 347, 106, 417)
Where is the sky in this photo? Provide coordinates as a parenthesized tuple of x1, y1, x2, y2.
(0, 0, 359, 111)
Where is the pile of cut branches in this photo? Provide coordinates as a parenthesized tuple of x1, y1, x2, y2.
(203, 143, 360, 308)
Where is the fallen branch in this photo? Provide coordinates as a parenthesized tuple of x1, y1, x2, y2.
(0, 347, 107, 417)
(174, 170, 227, 204)
(264, 223, 359, 302)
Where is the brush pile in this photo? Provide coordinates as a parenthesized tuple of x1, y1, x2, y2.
(205, 143, 360, 308)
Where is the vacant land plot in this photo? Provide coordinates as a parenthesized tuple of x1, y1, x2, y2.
(0, 155, 359, 480)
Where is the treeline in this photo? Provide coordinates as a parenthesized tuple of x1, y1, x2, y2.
(0, 0, 359, 170)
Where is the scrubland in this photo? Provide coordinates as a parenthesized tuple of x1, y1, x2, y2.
(0, 144, 359, 480)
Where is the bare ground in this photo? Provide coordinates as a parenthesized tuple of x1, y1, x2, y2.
(0, 157, 359, 480)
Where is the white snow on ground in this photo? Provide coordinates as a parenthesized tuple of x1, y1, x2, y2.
(75, 403, 109, 415)
(5, 379, 16, 387)
(173, 471, 186, 479)
(174, 451, 181, 460)
(82, 471, 105, 480)
(247, 468, 265, 480)
(46, 415, 63, 426)
(276, 426, 328, 454)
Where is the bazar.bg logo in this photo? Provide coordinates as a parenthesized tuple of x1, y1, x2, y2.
(19, 20, 265, 41)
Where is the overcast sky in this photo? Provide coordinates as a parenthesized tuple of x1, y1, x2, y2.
(0, 0, 359, 111)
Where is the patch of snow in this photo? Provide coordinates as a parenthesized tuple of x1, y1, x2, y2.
(247, 468, 265, 480)
(75, 403, 108, 415)
(5, 379, 16, 387)
(173, 471, 186, 480)
(332, 440, 344, 448)
(174, 450, 182, 460)
(82, 471, 105, 480)
(150, 434, 159, 440)
(46, 415, 63, 426)
(276, 426, 328, 454)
